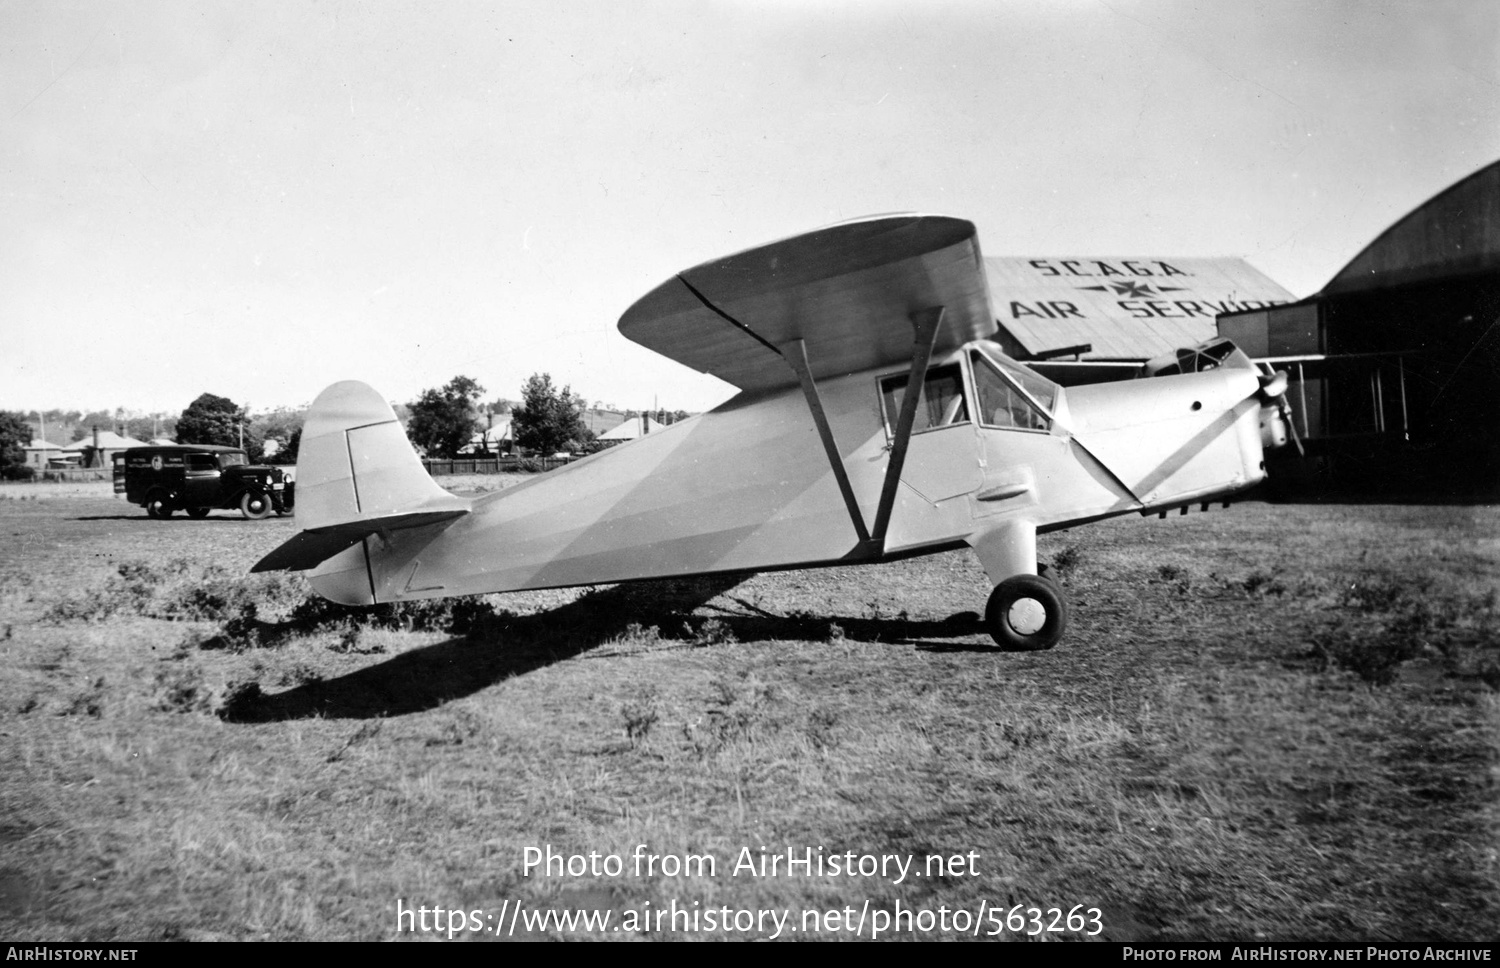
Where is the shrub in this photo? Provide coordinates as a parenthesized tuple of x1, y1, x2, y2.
(1051, 544, 1084, 579)
(1310, 629, 1421, 686)
(689, 618, 736, 647)
(686, 675, 776, 754)
(621, 690, 660, 745)
(287, 593, 494, 635)
(153, 664, 222, 715)
(1243, 570, 1287, 596)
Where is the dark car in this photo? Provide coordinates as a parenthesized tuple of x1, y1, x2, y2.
(113, 445, 294, 520)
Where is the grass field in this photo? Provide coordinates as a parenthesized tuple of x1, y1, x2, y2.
(1, 478, 1496, 941)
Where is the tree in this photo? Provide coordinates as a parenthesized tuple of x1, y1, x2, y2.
(123, 413, 175, 442)
(73, 410, 117, 441)
(406, 376, 485, 458)
(253, 408, 306, 464)
(278, 427, 302, 465)
(0, 411, 31, 479)
(512, 373, 591, 456)
(177, 393, 259, 459)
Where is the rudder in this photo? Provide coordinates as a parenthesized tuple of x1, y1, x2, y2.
(251, 381, 469, 585)
(296, 381, 461, 530)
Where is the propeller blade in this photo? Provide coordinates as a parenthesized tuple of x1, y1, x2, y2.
(1257, 370, 1288, 401)
(1277, 397, 1306, 457)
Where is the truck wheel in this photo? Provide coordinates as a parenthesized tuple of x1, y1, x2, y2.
(186, 507, 211, 519)
(146, 491, 173, 519)
(240, 491, 273, 520)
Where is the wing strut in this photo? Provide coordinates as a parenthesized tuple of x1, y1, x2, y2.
(871, 306, 945, 546)
(780, 338, 871, 546)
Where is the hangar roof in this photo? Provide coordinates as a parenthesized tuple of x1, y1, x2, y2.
(984, 256, 1293, 361)
(1322, 159, 1500, 296)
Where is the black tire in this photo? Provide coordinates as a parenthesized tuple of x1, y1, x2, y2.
(984, 574, 1068, 651)
(145, 491, 173, 519)
(240, 491, 273, 520)
(186, 507, 211, 519)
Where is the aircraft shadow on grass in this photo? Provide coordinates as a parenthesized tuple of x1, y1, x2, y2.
(218, 574, 990, 723)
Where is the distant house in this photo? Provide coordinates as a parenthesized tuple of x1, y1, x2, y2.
(61, 430, 149, 468)
(24, 439, 64, 470)
(599, 415, 662, 444)
(580, 408, 628, 437)
(463, 418, 513, 455)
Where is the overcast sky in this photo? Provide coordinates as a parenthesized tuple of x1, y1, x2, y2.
(4, 0, 1497, 417)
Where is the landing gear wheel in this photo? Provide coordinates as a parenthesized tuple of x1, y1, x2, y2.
(240, 491, 273, 520)
(146, 491, 173, 519)
(984, 574, 1068, 651)
(186, 507, 211, 519)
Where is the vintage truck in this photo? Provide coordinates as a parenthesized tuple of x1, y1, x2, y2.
(113, 445, 294, 519)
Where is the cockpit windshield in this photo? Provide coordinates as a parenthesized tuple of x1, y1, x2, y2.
(970, 351, 1054, 432)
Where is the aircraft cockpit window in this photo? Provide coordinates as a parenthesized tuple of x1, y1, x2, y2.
(991, 355, 1058, 414)
(880, 363, 970, 435)
(971, 353, 1052, 432)
(1155, 339, 1241, 376)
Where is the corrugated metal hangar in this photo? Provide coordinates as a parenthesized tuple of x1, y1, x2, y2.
(993, 160, 1499, 492)
(1219, 160, 1499, 490)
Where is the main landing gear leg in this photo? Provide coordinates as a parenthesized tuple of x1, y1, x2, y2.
(966, 519, 1068, 651)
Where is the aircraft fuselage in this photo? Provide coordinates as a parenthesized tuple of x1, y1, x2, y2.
(307, 340, 1268, 605)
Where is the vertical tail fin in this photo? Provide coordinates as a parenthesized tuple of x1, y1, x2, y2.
(251, 381, 468, 574)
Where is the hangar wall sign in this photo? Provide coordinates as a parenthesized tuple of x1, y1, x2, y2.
(984, 256, 1293, 361)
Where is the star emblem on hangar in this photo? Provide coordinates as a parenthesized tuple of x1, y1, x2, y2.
(1078, 281, 1188, 298)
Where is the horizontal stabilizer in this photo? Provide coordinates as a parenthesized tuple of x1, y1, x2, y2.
(251, 508, 468, 573)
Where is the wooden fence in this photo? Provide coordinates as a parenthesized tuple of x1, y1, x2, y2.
(422, 456, 576, 476)
(14, 462, 572, 481)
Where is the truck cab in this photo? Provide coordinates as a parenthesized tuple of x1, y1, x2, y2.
(113, 445, 295, 520)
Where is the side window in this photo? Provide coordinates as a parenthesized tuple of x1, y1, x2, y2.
(880, 363, 970, 435)
(971, 353, 1051, 432)
(187, 454, 219, 474)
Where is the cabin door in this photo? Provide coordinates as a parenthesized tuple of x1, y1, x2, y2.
(876, 362, 983, 550)
(966, 350, 1068, 519)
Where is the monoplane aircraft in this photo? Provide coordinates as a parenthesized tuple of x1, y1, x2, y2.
(254, 215, 1294, 650)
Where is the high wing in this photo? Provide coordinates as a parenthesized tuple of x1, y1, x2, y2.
(618, 214, 995, 391)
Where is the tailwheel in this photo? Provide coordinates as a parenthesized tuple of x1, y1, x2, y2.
(984, 574, 1068, 651)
